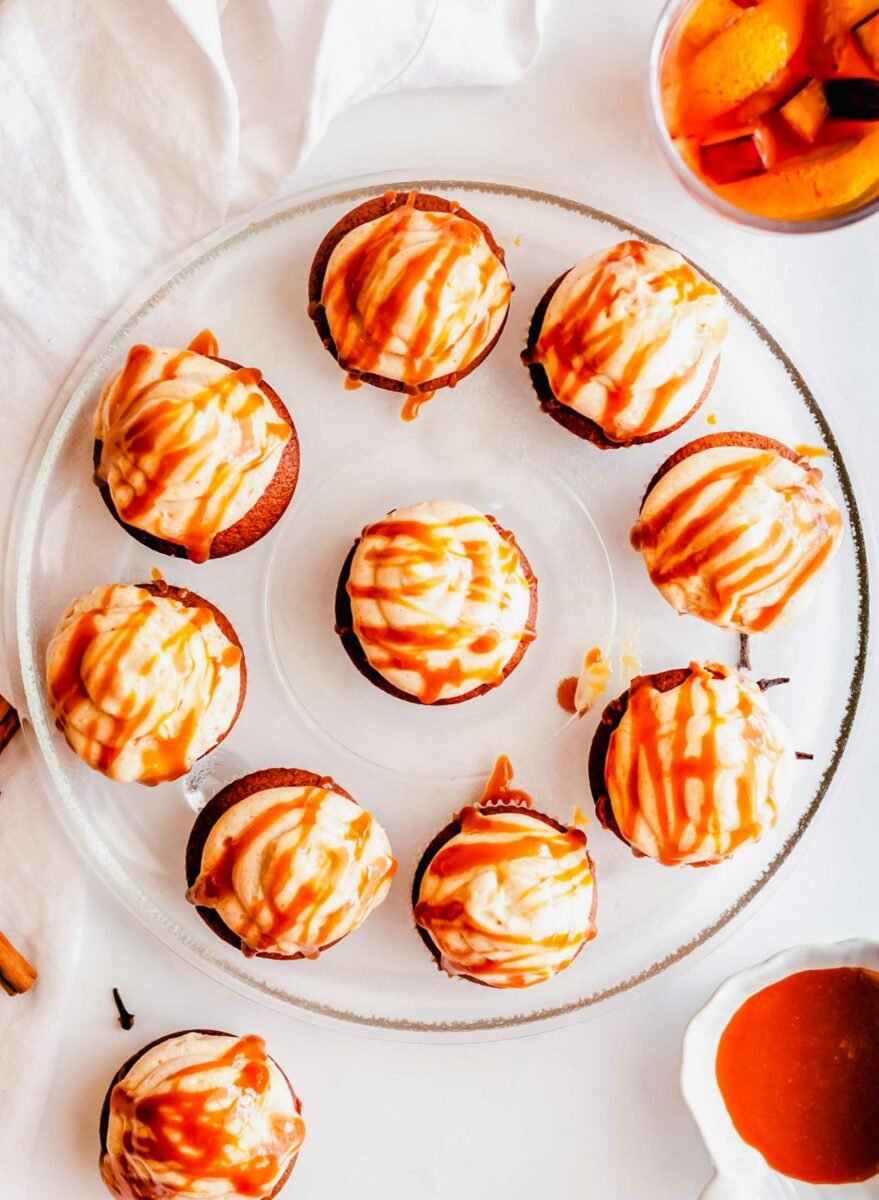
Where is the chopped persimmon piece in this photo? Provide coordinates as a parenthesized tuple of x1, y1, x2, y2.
(687, 0, 807, 125)
(856, 11, 879, 71)
(779, 79, 830, 142)
(701, 132, 769, 182)
(817, 0, 879, 69)
(684, 0, 745, 52)
(716, 128, 879, 217)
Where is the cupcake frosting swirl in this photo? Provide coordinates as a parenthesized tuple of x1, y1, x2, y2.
(605, 662, 794, 866)
(320, 199, 511, 385)
(95, 344, 291, 562)
(415, 806, 596, 988)
(346, 500, 535, 703)
(530, 240, 726, 441)
(101, 1032, 304, 1200)
(631, 443, 844, 632)
(188, 785, 396, 956)
(46, 584, 243, 784)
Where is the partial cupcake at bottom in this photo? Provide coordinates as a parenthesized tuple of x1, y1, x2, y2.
(99, 1029, 305, 1200)
(335, 499, 538, 705)
(186, 767, 396, 959)
(46, 580, 246, 785)
(588, 662, 795, 867)
(412, 756, 598, 988)
(523, 240, 727, 447)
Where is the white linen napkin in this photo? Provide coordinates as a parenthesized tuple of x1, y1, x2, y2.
(0, 0, 546, 1191)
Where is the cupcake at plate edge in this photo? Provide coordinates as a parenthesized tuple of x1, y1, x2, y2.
(588, 661, 794, 867)
(631, 431, 844, 633)
(94, 331, 299, 563)
(308, 191, 511, 413)
(335, 499, 538, 705)
(99, 1030, 304, 1200)
(46, 580, 245, 785)
(523, 240, 727, 447)
(186, 767, 396, 959)
(413, 755, 598, 988)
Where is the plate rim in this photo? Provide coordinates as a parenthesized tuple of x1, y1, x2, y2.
(8, 172, 871, 1039)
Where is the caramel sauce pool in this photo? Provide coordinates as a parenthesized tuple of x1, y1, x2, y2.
(716, 966, 879, 1184)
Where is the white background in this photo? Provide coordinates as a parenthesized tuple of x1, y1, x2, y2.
(22, 1, 879, 1196)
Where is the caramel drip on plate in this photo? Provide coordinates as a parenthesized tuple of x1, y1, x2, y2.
(348, 513, 533, 703)
(414, 804, 593, 987)
(556, 676, 578, 713)
(322, 200, 510, 385)
(532, 241, 717, 438)
(190, 789, 396, 955)
(48, 590, 239, 784)
(633, 450, 842, 631)
(99, 343, 290, 562)
(478, 754, 533, 808)
(607, 664, 774, 865)
(102, 1036, 303, 1199)
(794, 443, 828, 459)
(400, 391, 434, 422)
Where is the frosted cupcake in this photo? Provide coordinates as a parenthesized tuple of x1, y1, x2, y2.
(524, 240, 726, 447)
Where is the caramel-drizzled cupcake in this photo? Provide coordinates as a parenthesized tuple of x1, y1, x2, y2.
(413, 756, 597, 988)
(589, 662, 794, 867)
(308, 191, 511, 417)
(523, 240, 726, 447)
(335, 500, 538, 705)
(94, 331, 299, 562)
(99, 1030, 304, 1200)
(631, 432, 844, 633)
(186, 768, 396, 959)
(46, 581, 245, 785)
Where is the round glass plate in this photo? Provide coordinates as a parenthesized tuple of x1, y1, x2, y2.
(9, 175, 868, 1040)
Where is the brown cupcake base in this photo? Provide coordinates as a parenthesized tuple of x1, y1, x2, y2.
(94, 355, 300, 561)
(639, 430, 800, 510)
(334, 514, 538, 706)
(523, 269, 720, 449)
(307, 191, 510, 396)
(185, 767, 355, 960)
(412, 803, 598, 988)
(588, 665, 737, 869)
(99, 1029, 302, 1200)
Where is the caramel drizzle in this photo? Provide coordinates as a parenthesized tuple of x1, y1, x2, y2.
(189, 788, 396, 955)
(606, 664, 778, 865)
(529, 241, 717, 438)
(98, 338, 290, 563)
(348, 514, 534, 703)
(632, 450, 842, 631)
(322, 200, 510, 385)
(48, 589, 239, 784)
(102, 1035, 303, 1198)
(415, 802, 593, 987)
(478, 754, 533, 808)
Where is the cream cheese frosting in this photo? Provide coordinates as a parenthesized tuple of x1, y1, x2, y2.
(188, 784, 396, 957)
(530, 240, 727, 441)
(95, 344, 291, 563)
(604, 662, 794, 866)
(100, 1032, 304, 1200)
(631, 443, 844, 633)
(346, 500, 535, 703)
(46, 584, 243, 785)
(320, 200, 511, 385)
(415, 806, 596, 988)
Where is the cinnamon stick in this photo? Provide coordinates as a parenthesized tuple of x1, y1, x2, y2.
(0, 697, 20, 756)
(0, 930, 37, 995)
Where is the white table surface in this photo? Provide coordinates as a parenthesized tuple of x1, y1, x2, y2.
(24, 2, 879, 1196)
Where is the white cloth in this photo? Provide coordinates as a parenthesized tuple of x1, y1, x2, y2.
(0, 1, 545, 1192)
